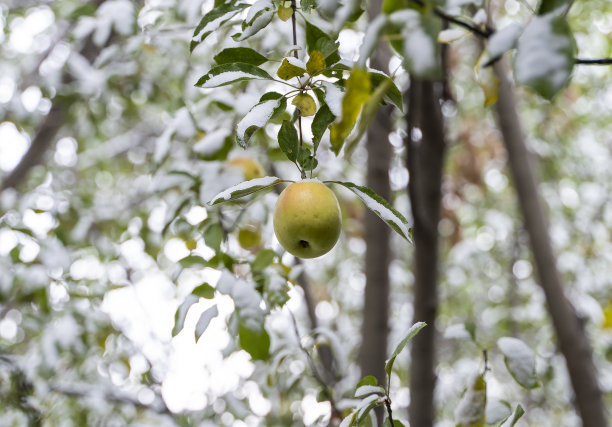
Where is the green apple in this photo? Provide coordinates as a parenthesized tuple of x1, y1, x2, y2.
(228, 157, 265, 181)
(273, 181, 342, 258)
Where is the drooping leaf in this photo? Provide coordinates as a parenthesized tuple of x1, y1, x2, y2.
(214, 47, 268, 66)
(276, 57, 307, 80)
(369, 71, 403, 112)
(238, 322, 270, 360)
(329, 181, 411, 241)
(195, 63, 272, 88)
(195, 304, 219, 341)
(278, 4, 293, 21)
(172, 294, 198, 336)
(278, 121, 299, 162)
(297, 147, 318, 171)
(311, 103, 335, 154)
(192, 283, 215, 299)
(191, 3, 248, 51)
(233, 0, 275, 41)
(496, 405, 525, 427)
(305, 20, 340, 65)
(454, 373, 487, 427)
(237, 94, 284, 148)
(306, 50, 326, 75)
(292, 93, 317, 116)
(204, 223, 223, 251)
(384, 321, 426, 377)
(514, 10, 574, 99)
(209, 176, 287, 205)
(329, 68, 371, 154)
(474, 48, 500, 107)
(497, 337, 538, 389)
(357, 14, 388, 68)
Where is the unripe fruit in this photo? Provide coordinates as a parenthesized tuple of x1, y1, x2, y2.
(273, 181, 341, 258)
(228, 158, 265, 181)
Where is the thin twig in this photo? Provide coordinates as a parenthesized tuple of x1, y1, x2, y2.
(289, 311, 343, 421)
(575, 58, 612, 65)
(384, 397, 395, 426)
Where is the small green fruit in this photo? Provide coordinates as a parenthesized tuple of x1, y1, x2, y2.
(273, 181, 341, 258)
(228, 158, 265, 181)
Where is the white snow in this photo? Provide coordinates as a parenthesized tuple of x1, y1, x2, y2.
(236, 9, 274, 42)
(515, 11, 572, 91)
(200, 71, 262, 88)
(352, 187, 410, 239)
(404, 27, 436, 76)
(210, 176, 280, 204)
(358, 15, 387, 68)
(443, 323, 472, 340)
(497, 337, 537, 388)
(245, 0, 273, 22)
(322, 81, 343, 117)
(454, 374, 486, 424)
(192, 10, 237, 42)
(193, 128, 231, 155)
(285, 56, 307, 70)
(195, 304, 219, 339)
(354, 385, 385, 398)
(488, 23, 523, 59)
(237, 98, 280, 142)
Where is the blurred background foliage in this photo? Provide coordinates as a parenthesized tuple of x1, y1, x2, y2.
(0, 0, 611, 426)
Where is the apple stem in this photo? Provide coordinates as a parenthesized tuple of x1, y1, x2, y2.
(291, 0, 306, 180)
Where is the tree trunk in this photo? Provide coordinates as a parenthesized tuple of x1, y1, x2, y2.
(406, 77, 446, 427)
(493, 58, 608, 427)
(358, 2, 393, 424)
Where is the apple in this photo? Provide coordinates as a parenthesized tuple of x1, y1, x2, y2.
(273, 181, 342, 258)
(228, 157, 265, 181)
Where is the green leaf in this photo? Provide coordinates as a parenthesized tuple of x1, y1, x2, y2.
(238, 322, 270, 360)
(276, 57, 307, 80)
(292, 93, 317, 116)
(298, 147, 318, 171)
(369, 72, 403, 112)
(330, 68, 371, 154)
(237, 94, 284, 148)
(305, 20, 341, 65)
(538, 0, 572, 15)
(172, 295, 198, 336)
(496, 405, 525, 427)
(514, 11, 574, 100)
(384, 322, 426, 377)
(306, 50, 326, 75)
(455, 373, 487, 427)
(191, 3, 247, 52)
(180, 255, 211, 268)
(195, 63, 272, 88)
(195, 304, 218, 342)
(329, 181, 411, 241)
(209, 176, 287, 205)
(278, 121, 299, 162)
(357, 375, 378, 388)
(300, 0, 316, 13)
(233, 6, 275, 41)
(214, 47, 268, 66)
(311, 103, 335, 154)
(204, 223, 223, 251)
(497, 337, 538, 389)
(251, 249, 277, 273)
(192, 283, 215, 299)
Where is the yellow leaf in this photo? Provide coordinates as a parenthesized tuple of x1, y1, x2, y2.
(474, 48, 499, 107)
(330, 68, 371, 154)
(603, 300, 612, 329)
(292, 93, 317, 117)
(276, 58, 306, 80)
(278, 5, 293, 21)
(306, 50, 326, 75)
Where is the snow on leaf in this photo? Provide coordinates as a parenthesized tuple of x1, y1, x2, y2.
(208, 176, 285, 205)
(384, 322, 426, 377)
(486, 23, 523, 62)
(514, 10, 574, 99)
(237, 97, 282, 148)
(454, 373, 487, 427)
(234, 1, 275, 42)
(497, 337, 538, 389)
(486, 400, 512, 425)
(276, 57, 307, 80)
(195, 304, 218, 342)
(497, 404, 525, 427)
(193, 128, 231, 156)
(172, 294, 198, 337)
(355, 385, 386, 398)
(438, 28, 469, 43)
(357, 14, 387, 68)
(329, 181, 411, 241)
(322, 81, 343, 117)
(191, 3, 247, 51)
(196, 63, 272, 88)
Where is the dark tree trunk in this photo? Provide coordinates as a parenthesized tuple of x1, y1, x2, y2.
(358, 2, 393, 424)
(493, 58, 608, 427)
(405, 77, 446, 427)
